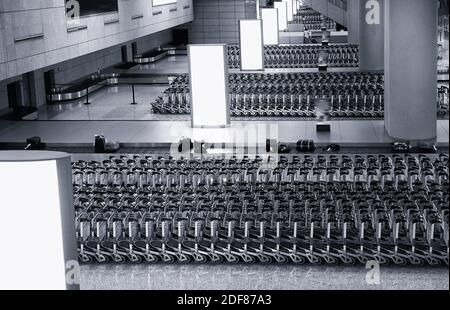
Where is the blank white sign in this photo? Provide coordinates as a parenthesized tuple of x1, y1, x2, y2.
(284, 0, 293, 22)
(189, 45, 230, 127)
(256, 0, 260, 19)
(274, 1, 288, 31)
(239, 20, 264, 71)
(0, 160, 66, 290)
(153, 0, 177, 6)
(261, 8, 279, 45)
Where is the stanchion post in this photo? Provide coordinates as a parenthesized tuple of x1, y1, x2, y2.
(131, 84, 138, 105)
(85, 85, 91, 105)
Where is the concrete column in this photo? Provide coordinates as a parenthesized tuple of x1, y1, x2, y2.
(132, 42, 138, 57)
(347, 0, 360, 44)
(22, 71, 47, 108)
(359, 0, 384, 71)
(0, 82, 9, 111)
(384, 0, 438, 141)
(127, 44, 134, 62)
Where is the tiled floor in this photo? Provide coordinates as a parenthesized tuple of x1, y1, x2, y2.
(0, 119, 448, 147)
(80, 264, 449, 290)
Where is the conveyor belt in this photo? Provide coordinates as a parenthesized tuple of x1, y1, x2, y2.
(132, 47, 187, 64)
(47, 73, 179, 102)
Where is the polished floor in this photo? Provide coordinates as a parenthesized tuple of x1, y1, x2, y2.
(37, 55, 189, 121)
(37, 85, 184, 121)
(79, 264, 449, 290)
(0, 119, 448, 147)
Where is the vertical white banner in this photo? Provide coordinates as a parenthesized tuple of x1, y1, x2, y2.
(293, 0, 298, 15)
(239, 19, 265, 71)
(261, 8, 279, 45)
(0, 161, 65, 290)
(256, 0, 260, 19)
(283, 0, 293, 22)
(0, 151, 78, 290)
(188, 45, 230, 127)
(274, 1, 288, 31)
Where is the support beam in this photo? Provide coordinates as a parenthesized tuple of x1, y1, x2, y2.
(22, 71, 47, 108)
(384, 0, 438, 141)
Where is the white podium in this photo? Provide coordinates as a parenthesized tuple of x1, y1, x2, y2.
(0, 151, 79, 290)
